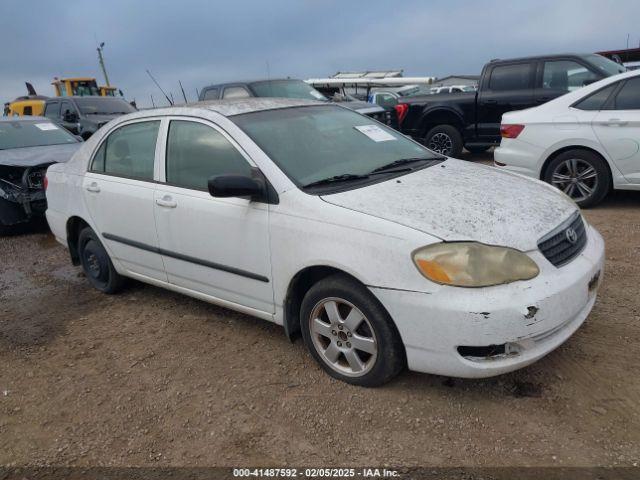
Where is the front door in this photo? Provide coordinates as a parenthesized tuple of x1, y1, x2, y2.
(60, 101, 80, 134)
(82, 119, 167, 281)
(153, 118, 273, 314)
(592, 76, 640, 184)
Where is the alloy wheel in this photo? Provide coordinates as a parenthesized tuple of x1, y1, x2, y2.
(427, 132, 453, 155)
(550, 158, 598, 203)
(309, 297, 378, 377)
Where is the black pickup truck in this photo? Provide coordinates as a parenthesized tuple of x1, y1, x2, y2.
(398, 53, 626, 156)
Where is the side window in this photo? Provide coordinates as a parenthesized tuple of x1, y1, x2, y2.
(91, 121, 160, 179)
(44, 102, 60, 120)
(613, 77, 640, 110)
(573, 83, 618, 111)
(165, 120, 252, 191)
(542, 60, 600, 92)
(375, 93, 397, 108)
(91, 141, 106, 172)
(60, 101, 73, 119)
(222, 86, 251, 99)
(23, 106, 33, 116)
(489, 64, 532, 91)
(202, 88, 219, 100)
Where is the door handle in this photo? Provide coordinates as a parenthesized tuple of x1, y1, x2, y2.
(155, 196, 177, 208)
(484, 99, 497, 105)
(605, 118, 628, 126)
(85, 182, 100, 193)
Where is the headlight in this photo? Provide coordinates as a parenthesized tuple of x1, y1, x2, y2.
(412, 242, 539, 287)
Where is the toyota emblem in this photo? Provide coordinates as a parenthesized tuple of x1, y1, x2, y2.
(565, 227, 578, 244)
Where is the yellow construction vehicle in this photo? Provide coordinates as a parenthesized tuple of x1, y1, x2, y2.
(3, 83, 47, 117)
(99, 85, 124, 97)
(52, 77, 100, 97)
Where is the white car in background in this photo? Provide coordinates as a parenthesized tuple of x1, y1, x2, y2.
(495, 69, 640, 207)
(45, 99, 604, 386)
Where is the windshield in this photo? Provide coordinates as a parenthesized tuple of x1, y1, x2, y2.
(232, 105, 439, 187)
(73, 98, 135, 115)
(585, 54, 627, 76)
(250, 80, 328, 101)
(0, 120, 79, 150)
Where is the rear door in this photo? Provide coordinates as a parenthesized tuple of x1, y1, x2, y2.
(153, 117, 273, 314)
(82, 119, 167, 281)
(592, 76, 640, 183)
(477, 62, 535, 141)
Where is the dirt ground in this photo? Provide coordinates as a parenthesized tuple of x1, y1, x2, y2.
(1, 153, 639, 469)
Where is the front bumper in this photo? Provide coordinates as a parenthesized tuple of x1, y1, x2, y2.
(0, 190, 47, 226)
(370, 224, 605, 378)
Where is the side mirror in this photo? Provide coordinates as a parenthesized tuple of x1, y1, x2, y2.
(64, 111, 78, 122)
(208, 174, 265, 200)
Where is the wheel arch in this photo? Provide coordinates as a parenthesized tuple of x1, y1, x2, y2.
(66, 216, 91, 265)
(419, 107, 464, 137)
(283, 265, 399, 344)
(540, 145, 614, 189)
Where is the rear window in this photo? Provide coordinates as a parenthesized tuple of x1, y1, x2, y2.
(202, 88, 219, 100)
(613, 77, 640, 110)
(250, 80, 327, 101)
(488, 64, 532, 91)
(573, 83, 618, 111)
(0, 120, 78, 150)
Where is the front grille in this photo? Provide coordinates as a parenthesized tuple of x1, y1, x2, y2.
(538, 213, 587, 267)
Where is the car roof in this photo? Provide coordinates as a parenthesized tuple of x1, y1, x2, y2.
(489, 53, 596, 63)
(203, 79, 302, 89)
(140, 97, 325, 118)
(0, 115, 50, 123)
(45, 96, 126, 102)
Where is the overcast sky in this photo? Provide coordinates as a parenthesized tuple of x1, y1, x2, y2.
(1, 0, 639, 108)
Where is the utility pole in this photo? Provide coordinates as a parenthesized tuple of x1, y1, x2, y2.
(97, 42, 110, 86)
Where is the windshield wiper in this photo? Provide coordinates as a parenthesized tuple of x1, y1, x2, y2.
(369, 157, 442, 174)
(302, 173, 370, 189)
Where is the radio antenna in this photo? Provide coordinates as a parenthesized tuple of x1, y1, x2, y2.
(146, 69, 173, 105)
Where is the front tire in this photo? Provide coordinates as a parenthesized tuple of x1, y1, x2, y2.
(78, 227, 126, 294)
(544, 149, 611, 207)
(424, 125, 463, 157)
(300, 274, 405, 387)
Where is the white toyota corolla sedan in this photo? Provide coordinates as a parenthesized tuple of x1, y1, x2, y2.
(495, 69, 640, 207)
(45, 98, 604, 386)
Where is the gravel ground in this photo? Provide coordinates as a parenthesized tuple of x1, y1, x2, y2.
(1, 154, 639, 468)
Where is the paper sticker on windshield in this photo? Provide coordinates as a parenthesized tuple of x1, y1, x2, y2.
(35, 123, 59, 131)
(354, 125, 397, 142)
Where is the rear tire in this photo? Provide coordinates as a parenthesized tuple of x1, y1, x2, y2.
(544, 149, 611, 208)
(424, 125, 463, 157)
(300, 274, 405, 387)
(78, 227, 126, 294)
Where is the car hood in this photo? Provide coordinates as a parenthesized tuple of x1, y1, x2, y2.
(0, 143, 81, 168)
(320, 159, 578, 251)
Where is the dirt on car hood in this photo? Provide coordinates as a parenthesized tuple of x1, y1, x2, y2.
(320, 158, 578, 252)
